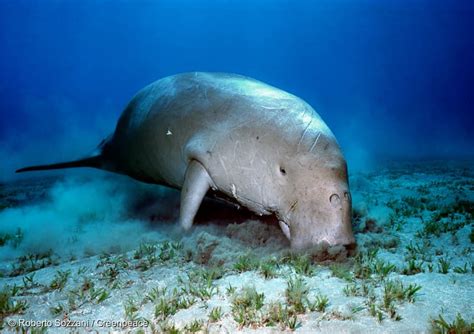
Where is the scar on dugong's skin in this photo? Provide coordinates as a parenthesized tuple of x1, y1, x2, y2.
(16, 72, 355, 250)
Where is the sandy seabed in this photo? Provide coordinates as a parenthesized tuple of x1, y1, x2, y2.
(0, 160, 472, 333)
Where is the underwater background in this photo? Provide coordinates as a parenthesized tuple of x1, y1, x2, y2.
(0, 1, 473, 333)
(1, 0, 473, 175)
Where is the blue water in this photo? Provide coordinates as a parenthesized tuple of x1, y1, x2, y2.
(0, 0, 473, 175)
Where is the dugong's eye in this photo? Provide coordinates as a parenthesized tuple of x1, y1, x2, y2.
(279, 166, 287, 175)
(329, 194, 341, 206)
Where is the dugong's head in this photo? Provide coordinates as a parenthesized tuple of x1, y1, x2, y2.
(274, 136, 355, 250)
(229, 104, 355, 250)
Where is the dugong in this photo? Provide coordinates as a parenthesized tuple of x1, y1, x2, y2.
(17, 72, 355, 250)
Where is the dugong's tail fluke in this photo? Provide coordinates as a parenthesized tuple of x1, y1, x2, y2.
(16, 156, 102, 173)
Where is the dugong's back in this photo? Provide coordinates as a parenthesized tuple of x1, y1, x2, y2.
(107, 72, 310, 187)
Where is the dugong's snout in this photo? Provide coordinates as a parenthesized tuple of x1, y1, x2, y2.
(282, 187, 355, 251)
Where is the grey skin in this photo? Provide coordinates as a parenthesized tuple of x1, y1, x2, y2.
(17, 72, 355, 250)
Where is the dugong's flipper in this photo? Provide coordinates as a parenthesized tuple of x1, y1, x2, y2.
(179, 160, 212, 230)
